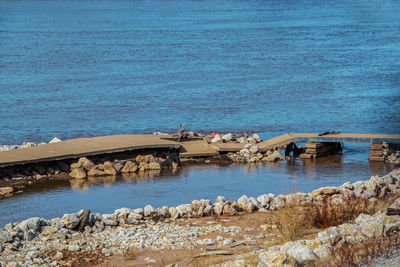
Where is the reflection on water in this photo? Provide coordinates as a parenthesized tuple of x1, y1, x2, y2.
(69, 170, 163, 191)
(0, 144, 397, 226)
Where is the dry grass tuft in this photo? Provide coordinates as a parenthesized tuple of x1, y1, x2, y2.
(308, 195, 370, 228)
(269, 193, 400, 243)
(274, 205, 313, 242)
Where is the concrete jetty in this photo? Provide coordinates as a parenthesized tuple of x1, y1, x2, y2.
(0, 132, 399, 167)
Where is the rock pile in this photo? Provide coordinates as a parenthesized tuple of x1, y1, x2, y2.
(68, 156, 163, 179)
(211, 133, 261, 144)
(384, 143, 400, 165)
(227, 145, 284, 163)
(0, 137, 62, 152)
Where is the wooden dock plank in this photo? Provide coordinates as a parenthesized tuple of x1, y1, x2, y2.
(179, 139, 219, 158)
(1, 132, 399, 167)
(291, 133, 400, 143)
(257, 134, 295, 151)
(210, 143, 245, 152)
(0, 134, 181, 167)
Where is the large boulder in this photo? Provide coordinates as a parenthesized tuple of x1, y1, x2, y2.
(222, 203, 237, 216)
(0, 187, 13, 195)
(213, 202, 224, 215)
(103, 163, 117, 175)
(262, 150, 284, 162)
(257, 194, 271, 208)
(113, 162, 124, 173)
(311, 186, 339, 197)
(249, 146, 259, 154)
(136, 154, 154, 164)
(169, 207, 179, 220)
(78, 157, 95, 170)
(69, 168, 87, 179)
(114, 207, 131, 218)
(238, 195, 256, 212)
(61, 214, 80, 229)
(16, 217, 41, 232)
(316, 227, 340, 245)
(176, 204, 192, 217)
(129, 208, 144, 220)
(121, 161, 138, 173)
(287, 244, 317, 262)
(252, 133, 261, 143)
(222, 133, 233, 142)
(313, 244, 332, 259)
(138, 162, 149, 172)
(144, 205, 156, 217)
(148, 162, 161, 170)
(269, 195, 285, 210)
(87, 168, 107, 177)
(42, 226, 59, 236)
(259, 247, 287, 266)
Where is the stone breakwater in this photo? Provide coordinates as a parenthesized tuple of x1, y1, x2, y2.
(227, 144, 284, 163)
(0, 154, 178, 199)
(68, 155, 167, 180)
(0, 169, 399, 266)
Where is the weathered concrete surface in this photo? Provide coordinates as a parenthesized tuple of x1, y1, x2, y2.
(179, 139, 219, 158)
(0, 135, 181, 167)
(1, 132, 399, 168)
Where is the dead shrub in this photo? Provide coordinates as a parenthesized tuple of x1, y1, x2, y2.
(308, 195, 370, 228)
(275, 205, 313, 242)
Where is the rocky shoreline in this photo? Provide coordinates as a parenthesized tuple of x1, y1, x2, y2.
(1, 169, 399, 266)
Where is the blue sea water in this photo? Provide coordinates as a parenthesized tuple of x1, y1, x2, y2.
(1, 0, 399, 144)
(0, 0, 400, 225)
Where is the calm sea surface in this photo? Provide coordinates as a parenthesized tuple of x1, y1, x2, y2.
(0, 0, 400, 225)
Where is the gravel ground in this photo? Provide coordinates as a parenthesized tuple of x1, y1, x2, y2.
(356, 250, 400, 267)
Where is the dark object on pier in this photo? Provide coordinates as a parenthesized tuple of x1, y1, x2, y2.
(285, 142, 304, 157)
(177, 124, 185, 142)
(243, 130, 253, 139)
(318, 131, 341, 136)
(160, 149, 181, 167)
(78, 209, 90, 232)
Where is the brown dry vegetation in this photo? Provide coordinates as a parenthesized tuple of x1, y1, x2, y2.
(273, 192, 400, 243)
